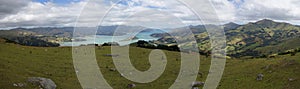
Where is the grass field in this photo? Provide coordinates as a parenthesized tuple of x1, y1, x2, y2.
(0, 39, 299, 89)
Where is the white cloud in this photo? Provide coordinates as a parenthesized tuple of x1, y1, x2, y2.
(0, 0, 31, 19)
(232, 0, 300, 24)
(96, 0, 203, 28)
(0, 0, 201, 28)
(211, 0, 236, 23)
(0, 1, 86, 27)
(1, 0, 300, 28)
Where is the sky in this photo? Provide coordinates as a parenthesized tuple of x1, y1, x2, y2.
(0, 0, 300, 28)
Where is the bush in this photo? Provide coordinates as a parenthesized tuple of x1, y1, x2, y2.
(102, 42, 120, 46)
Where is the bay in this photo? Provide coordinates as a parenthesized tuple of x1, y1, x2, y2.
(59, 29, 166, 46)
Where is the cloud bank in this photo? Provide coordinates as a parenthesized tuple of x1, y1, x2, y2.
(0, 0, 300, 28)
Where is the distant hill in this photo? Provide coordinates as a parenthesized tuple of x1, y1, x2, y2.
(151, 19, 300, 58)
(2, 19, 300, 57)
(226, 19, 300, 57)
(0, 27, 73, 46)
(2, 25, 146, 37)
(224, 22, 240, 31)
(0, 25, 153, 47)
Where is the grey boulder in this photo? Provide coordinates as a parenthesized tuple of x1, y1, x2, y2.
(27, 77, 57, 89)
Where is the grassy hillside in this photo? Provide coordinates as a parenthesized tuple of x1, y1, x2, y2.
(152, 19, 300, 58)
(0, 39, 299, 89)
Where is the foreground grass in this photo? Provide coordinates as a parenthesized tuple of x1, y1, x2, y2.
(0, 40, 299, 89)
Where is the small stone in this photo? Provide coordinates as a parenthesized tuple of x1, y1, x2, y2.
(192, 87, 199, 89)
(256, 73, 264, 81)
(17, 83, 26, 87)
(109, 68, 116, 71)
(13, 83, 26, 87)
(13, 83, 18, 87)
(288, 78, 295, 82)
(127, 84, 136, 88)
(192, 81, 205, 87)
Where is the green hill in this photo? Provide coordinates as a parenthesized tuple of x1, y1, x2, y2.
(225, 19, 300, 57)
(152, 19, 300, 58)
(0, 39, 299, 89)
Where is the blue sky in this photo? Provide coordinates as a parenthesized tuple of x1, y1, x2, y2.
(33, 0, 81, 5)
(32, 0, 243, 9)
(228, 0, 244, 8)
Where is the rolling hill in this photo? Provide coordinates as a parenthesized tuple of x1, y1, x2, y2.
(151, 19, 300, 58)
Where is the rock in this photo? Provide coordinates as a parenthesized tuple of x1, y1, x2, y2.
(127, 83, 136, 88)
(27, 77, 57, 89)
(268, 71, 273, 73)
(256, 74, 264, 81)
(109, 68, 117, 71)
(192, 87, 199, 89)
(192, 81, 205, 87)
(17, 83, 26, 87)
(13, 83, 26, 87)
(288, 78, 295, 82)
(13, 83, 18, 87)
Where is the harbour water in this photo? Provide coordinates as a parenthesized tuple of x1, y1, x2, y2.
(59, 29, 166, 46)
